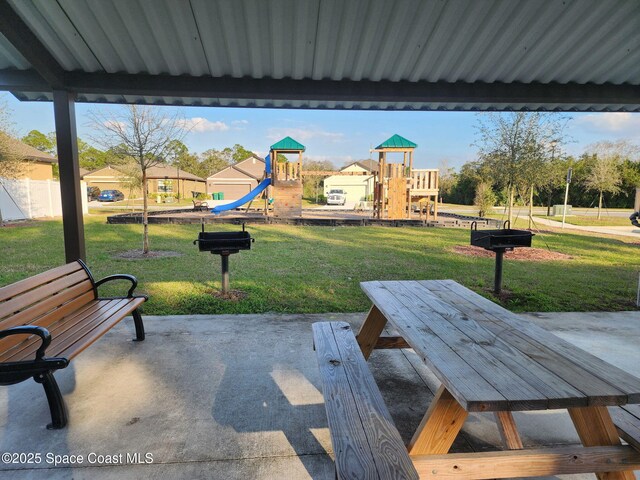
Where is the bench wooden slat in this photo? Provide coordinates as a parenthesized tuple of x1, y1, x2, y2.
(426, 280, 635, 405)
(0, 297, 114, 362)
(0, 262, 82, 303)
(610, 406, 640, 452)
(0, 291, 96, 361)
(622, 404, 640, 417)
(0, 269, 91, 322)
(313, 321, 418, 480)
(313, 322, 382, 479)
(14, 299, 136, 362)
(60, 298, 144, 360)
(0, 278, 94, 354)
(3, 298, 142, 362)
(0, 282, 94, 343)
(360, 281, 507, 412)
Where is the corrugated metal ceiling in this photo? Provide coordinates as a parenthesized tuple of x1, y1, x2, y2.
(2, 0, 640, 110)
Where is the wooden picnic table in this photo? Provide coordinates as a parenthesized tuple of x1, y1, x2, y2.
(356, 279, 640, 479)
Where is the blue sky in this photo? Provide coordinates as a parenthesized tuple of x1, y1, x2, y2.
(3, 93, 639, 171)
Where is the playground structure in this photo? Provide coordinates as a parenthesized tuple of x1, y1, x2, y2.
(212, 134, 438, 220)
(211, 136, 306, 217)
(269, 137, 305, 217)
(372, 134, 439, 220)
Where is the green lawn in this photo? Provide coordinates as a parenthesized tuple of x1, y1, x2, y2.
(1, 215, 638, 315)
(543, 215, 634, 227)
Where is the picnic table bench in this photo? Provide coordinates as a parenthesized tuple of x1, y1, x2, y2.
(313, 280, 640, 479)
(0, 260, 146, 429)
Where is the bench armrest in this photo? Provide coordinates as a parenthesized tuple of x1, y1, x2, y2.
(0, 326, 51, 360)
(94, 274, 138, 298)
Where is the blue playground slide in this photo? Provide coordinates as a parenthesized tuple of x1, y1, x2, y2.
(211, 154, 271, 214)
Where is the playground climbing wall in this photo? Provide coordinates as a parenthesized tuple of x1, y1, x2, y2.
(273, 183, 302, 217)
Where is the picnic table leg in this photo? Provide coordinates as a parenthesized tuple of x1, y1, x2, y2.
(408, 385, 468, 455)
(356, 305, 388, 360)
(568, 406, 636, 480)
(495, 411, 523, 450)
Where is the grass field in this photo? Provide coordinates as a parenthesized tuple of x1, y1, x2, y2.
(544, 215, 634, 227)
(1, 215, 638, 315)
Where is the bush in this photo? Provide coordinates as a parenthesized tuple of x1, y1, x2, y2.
(474, 182, 496, 217)
(149, 192, 178, 200)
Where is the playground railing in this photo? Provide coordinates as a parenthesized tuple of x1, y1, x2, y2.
(410, 169, 439, 192)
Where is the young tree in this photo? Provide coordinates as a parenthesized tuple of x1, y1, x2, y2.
(474, 181, 496, 217)
(0, 101, 21, 225)
(89, 105, 186, 254)
(436, 159, 457, 202)
(582, 140, 637, 219)
(302, 158, 335, 203)
(474, 112, 568, 225)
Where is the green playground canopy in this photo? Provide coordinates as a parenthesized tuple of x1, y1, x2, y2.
(376, 134, 417, 149)
(270, 136, 306, 151)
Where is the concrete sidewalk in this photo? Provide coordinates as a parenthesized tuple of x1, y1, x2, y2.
(1, 311, 638, 479)
(532, 216, 640, 238)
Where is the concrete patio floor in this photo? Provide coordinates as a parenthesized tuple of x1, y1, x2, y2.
(1, 311, 638, 479)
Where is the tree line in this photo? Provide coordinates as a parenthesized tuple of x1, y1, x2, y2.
(21, 128, 256, 180)
(439, 113, 639, 221)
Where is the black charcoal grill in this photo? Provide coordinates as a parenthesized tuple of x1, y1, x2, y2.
(194, 223, 254, 293)
(470, 221, 534, 294)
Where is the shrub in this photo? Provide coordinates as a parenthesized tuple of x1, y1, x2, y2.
(474, 182, 496, 217)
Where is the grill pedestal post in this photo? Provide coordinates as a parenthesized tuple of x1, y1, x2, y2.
(221, 253, 230, 294)
(494, 248, 505, 294)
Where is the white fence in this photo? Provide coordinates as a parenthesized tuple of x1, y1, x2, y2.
(0, 178, 88, 221)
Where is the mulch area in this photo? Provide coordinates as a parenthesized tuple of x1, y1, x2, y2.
(453, 245, 573, 261)
(113, 250, 183, 260)
(209, 289, 248, 301)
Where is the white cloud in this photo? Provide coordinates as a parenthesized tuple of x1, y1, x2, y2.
(103, 120, 127, 130)
(267, 126, 344, 143)
(573, 112, 640, 133)
(178, 117, 229, 132)
(232, 120, 249, 126)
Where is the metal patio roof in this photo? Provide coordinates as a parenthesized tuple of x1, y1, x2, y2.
(0, 0, 639, 111)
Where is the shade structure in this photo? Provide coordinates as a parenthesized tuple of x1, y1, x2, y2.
(0, 0, 638, 111)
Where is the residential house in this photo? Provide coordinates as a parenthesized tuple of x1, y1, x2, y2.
(207, 154, 265, 200)
(83, 165, 206, 199)
(1, 133, 57, 180)
(323, 160, 377, 203)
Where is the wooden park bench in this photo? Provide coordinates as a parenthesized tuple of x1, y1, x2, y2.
(0, 260, 147, 429)
(312, 321, 418, 479)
